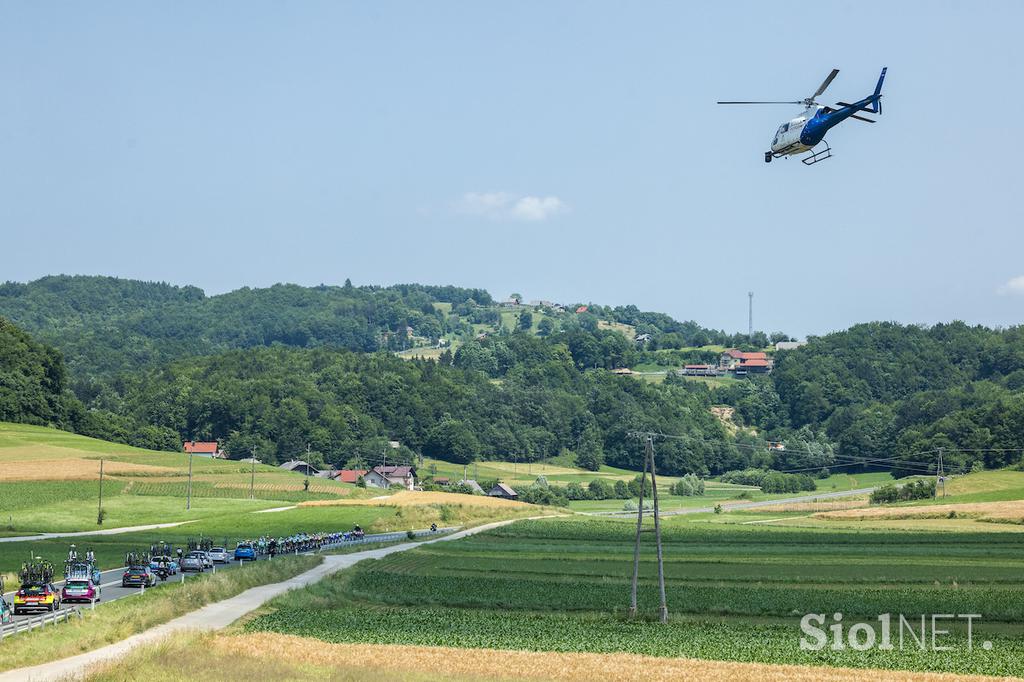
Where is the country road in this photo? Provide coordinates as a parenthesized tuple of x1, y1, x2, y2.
(585, 486, 877, 517)
(0, 518, 541, 682)
(0, 528, 454, 637)
(0, 521, 195, 544)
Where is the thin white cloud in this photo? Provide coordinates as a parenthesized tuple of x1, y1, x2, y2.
(453, 191, 567, 222)
(997, 275, 1024, 296)
(511, 195, 566, 222)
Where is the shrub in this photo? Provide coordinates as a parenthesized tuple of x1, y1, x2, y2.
(613, 480, 629, 499)
(869, 479, 935, 504)
(588, 479, 614, 500)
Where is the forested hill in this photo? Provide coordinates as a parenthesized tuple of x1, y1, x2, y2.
(107, 344, 741, 474)
(0, 276, 492, 383)
(718, 322, 1024, 477)
(0, 275, 736, 386)
(0, 316, 72, 426)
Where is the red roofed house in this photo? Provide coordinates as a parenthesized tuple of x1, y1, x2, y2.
(335, 469, 368, 484)
(719, 349, 769, 370)
(183, 441, 223, 458)
(575, 305, 589, 314)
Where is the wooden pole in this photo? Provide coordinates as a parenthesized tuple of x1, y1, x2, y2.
(629, 441, 649, 618)
(647, 436, 668, 623)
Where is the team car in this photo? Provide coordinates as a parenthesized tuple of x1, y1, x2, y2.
(180, 551, 206, 572)
(149, 555, 179, 575)
(0, 597, 11, 624)
(61, 578, 100, 603)
(233, 543, 257, 561)
(208, 547, 229, 564)
(13, 582, 61, 614)
(121, 565, 157, 588)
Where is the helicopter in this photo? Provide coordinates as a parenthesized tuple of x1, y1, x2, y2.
(718, 67, 887, 165)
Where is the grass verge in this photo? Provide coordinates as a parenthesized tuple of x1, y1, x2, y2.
(0, 554, 321, 673)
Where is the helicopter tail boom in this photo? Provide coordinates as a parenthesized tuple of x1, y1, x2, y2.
(870, 67, 887, 113)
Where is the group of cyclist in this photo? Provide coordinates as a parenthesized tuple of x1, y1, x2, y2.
(238, 526, 368, 558)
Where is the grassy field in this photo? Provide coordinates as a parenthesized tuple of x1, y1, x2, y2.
(0, 422, 375, 534)
(420, 457, 646, 488)
(242, 516, 1024, 677)
(82, 632, 987, 682)
(565, 471, 893, 514)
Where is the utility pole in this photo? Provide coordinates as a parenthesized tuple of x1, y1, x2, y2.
(250, 445, 257, 500)
(186, 451, 193, 511)
(936, 448, 945, 498)
(97, 459, 105, 525)
(629, 441, 649, 618)
(648, 436, 668, 623)
(629, 435, 668, 623)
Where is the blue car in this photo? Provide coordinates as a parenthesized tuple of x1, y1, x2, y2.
(234, 543, 256, 561)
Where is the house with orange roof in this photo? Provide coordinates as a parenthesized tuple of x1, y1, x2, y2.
(183, 441, 223, 458)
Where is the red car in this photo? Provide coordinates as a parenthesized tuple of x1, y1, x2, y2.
(61, 578, 99, 603)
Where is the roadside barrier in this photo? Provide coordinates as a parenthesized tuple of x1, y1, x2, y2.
(0, 607, 78, 639)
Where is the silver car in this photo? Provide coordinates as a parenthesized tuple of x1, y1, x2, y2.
(208, 547, 229, 563)
(181, 551, 205, 572)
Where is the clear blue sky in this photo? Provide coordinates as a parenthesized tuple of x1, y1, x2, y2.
(2, 2, 1022, 338)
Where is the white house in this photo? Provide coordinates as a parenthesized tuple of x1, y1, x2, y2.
(364, 465, 416, 490)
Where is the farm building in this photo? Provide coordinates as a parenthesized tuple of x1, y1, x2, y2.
(279, 460, 322, 476)
(365, 465, 416, 490)
(682, 364, 719, 376)
(487, 483, 518, 500)
(458, 479, 485, 494)
(775, 341, 808, 351)
(183, 441, 223, 458)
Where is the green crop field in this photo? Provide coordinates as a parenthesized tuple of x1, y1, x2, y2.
(244, 516, 1024, 676)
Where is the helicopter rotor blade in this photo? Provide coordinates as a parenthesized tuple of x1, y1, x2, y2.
(812, 69, 840, 98)
(716, 101, 803, 105)
(849, 113, 876, 123)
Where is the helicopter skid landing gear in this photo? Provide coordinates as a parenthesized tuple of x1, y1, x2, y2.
(801, 140, 832, 166)
(764, 152, 772, 163)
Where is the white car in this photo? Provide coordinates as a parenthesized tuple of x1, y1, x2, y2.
(208, 547, 229, 563)
(181, 552, 205, 572)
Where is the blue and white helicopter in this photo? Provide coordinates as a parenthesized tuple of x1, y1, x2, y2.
(718, 67, 886, 165)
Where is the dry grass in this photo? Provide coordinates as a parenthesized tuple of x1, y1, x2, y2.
(743, 499, 870, 513)
(184, 633, 1020, 682)
(815, 500, 1024, 523)
(299, 490, 533, 509)
(0, 457, 175, 481)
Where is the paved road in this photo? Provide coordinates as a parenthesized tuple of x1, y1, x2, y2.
(0, 521, 195, 544)
(585, 487, 878, 517)
(0, 518, 538, 682)
(1, 528, 455, 636)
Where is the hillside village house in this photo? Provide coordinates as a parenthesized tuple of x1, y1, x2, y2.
(334, 469, 368, 484)
(364, 465, 416, 490)
(458, 479, 485, 494)
(487, 483, 518, 500)
(279, 460, 322, 476)
(183, 441, 223, 458)
(719, 349, 774, 374)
